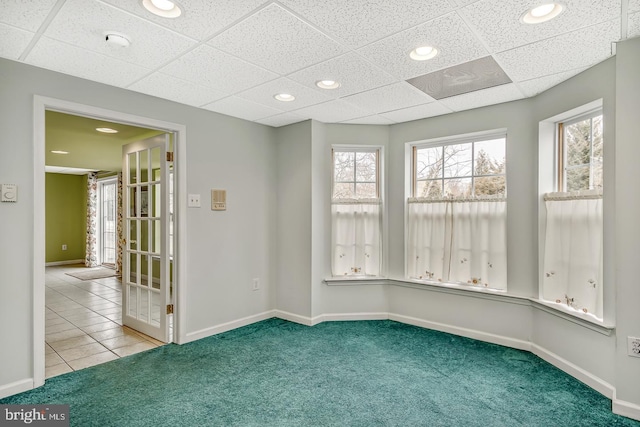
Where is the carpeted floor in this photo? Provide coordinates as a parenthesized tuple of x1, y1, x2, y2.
(2, 319, 639, 426)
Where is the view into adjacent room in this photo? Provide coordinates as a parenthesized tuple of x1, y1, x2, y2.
(44, 111, 172, 378)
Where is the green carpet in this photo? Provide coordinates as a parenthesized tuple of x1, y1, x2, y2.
(2, 319, 639, 426)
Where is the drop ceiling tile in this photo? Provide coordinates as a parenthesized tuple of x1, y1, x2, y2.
(160, 45, 278, 96)
(203, 96, 285, 122)
(292, 100, 371, 123)
(341, 115, 396, 125)
(0, 23, 33, 59)
(279, 0, 454, 49)
(450, 0, 479, 7)
(439, 83, 524, 112)
(0, 0, 58, 31)
(629, 11, 640, 38)
(43, 0, 196, 69)
(287, 53, 397, 98)
(341, 82, 435, 114)
(380, 102, 453, 123)
(101, 0, 268, 41)
(236, 77, 332, 111)
(631, 0, 640, 12)
(496, 20, 619, 82)
(208, 4, 347, 75)
(257, 112, 306, 127)
(460, 0, 621, 53)
(517, 67, 589, 97)
(26, 37, 151, 87)
(128, 73, 227, 107)
(357, 12, 488, 80)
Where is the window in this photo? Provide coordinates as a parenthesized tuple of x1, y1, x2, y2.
(408, 132, 507, 290)
(559, 112, 603, 192)
(413, 138, 506, 198)
(331, 147, 382, 277)
(542, 109, 603, 320)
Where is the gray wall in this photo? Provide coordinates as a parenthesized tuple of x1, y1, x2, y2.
(0, 58, 277, 388)
(614, 36, 640, 407)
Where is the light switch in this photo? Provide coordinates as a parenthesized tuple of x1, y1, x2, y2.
(188, 194, 201, 208)
(1, 184, 17, 202)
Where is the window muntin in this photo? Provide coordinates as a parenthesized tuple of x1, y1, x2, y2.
(559, 112, 603, 192)
(413, 137, 506, 199)
(333, 149, 379, 200)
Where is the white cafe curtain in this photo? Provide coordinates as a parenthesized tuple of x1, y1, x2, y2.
(331, 200, 381, 276)
(542, 191, 603, 319)
(407, 198, 507, 290)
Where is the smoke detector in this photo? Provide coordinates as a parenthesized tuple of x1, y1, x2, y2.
(104, 32, 131, 48)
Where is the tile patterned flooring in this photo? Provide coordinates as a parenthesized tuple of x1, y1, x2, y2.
(45, 264, 164, 378)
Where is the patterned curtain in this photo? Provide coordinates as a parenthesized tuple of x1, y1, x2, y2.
(542, 191, 603, 319)
(115, 172, 124, 277)
(407, 198, 507, 290)
(85, 172, 98, 267)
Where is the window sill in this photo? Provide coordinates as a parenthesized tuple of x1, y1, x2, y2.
(324, 276, 388, 286)
(531, 299, 614, 335)
(322, 277, 615, 335)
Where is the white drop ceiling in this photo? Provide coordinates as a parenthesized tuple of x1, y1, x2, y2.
(0, 0, 632, 127)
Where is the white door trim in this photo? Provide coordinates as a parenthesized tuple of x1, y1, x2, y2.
(33, 95, 188, 389)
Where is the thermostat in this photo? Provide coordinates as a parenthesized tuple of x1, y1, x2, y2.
(1, 184, 17, 202)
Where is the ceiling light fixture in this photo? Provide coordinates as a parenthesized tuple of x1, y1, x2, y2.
(142, 0, 182, 18)
(104, 32, 130, 48)
(274, 93, 295, 102)
(50, 150, 69, 155)
(96, 127, 119, 134)
(410, 45, 439, 61)
(521, 3, 564, 24)
(316, 80, 341, 89)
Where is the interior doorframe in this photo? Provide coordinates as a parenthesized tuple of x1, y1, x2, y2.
(33, 95, 188, 388)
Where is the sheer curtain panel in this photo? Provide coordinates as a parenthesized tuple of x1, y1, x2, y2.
(331, 200, 381, 276)
(407, 198, 507, 290)
(543, 191, 603, 319)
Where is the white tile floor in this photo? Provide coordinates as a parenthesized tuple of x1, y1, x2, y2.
(45, 264, 164, 378)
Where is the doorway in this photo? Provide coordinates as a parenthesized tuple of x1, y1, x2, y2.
(34, 96, 186, 387)
(98, 177, 117, 267)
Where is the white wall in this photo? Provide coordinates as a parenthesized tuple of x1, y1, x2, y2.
(0, 58, 277, 393)
(613, 36, 640, 409)
(275, 121, 313, 319)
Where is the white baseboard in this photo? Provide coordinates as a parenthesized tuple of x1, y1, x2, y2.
(274, 310, 313, 326)
(530, 344, 615, 399)
(613, 398, 640, 421)
(183, 310, 276, 343)
(312, 312, 389, 325)
(44, 259, 84, 267)
(389, 313, 531, 351)
(0, 379, 33, 400)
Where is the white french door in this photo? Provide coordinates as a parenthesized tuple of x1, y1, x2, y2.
(122, 134, 172, 343)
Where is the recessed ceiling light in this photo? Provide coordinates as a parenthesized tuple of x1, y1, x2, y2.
(274, 93, 295, 102)
(96, 127, 119, 134)
(316, 80, 341, 89)
(410, 45, 439, 61)
(521, 3, 564, 24)
(51, 150, 69, 155)
(142, 0, 182, 18)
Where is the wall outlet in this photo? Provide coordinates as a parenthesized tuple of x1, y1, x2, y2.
(628, 337, 640, 358)
(62, 244, 67, 251)
(252, 278, 260, 291)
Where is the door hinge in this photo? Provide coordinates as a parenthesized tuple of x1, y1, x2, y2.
(166, 152, 174, 162)
(166, 304, 174, 314)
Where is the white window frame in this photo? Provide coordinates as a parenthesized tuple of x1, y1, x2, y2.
(538, 99, 608, 326)
(331, 144, 385, 278)
(405, 128, 507, 282)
